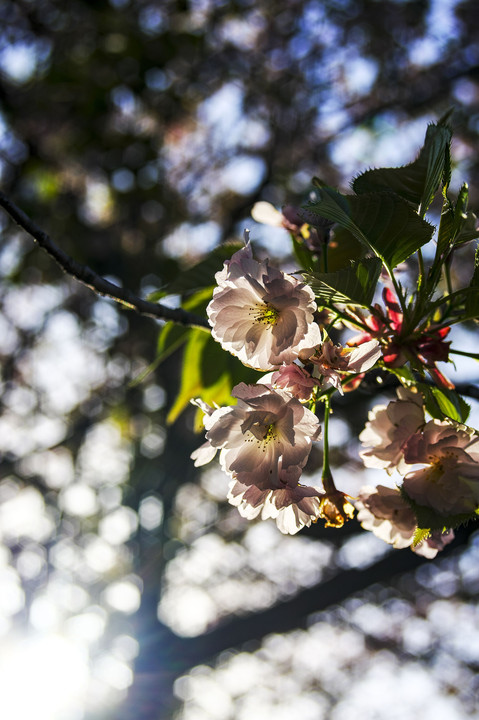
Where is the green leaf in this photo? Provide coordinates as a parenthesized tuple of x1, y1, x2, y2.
(147, 241, 244, 300)
(352, 119, 452, 214)
(419, 383, 470, 423)
(327, 225, 366, 271)
(303, 257, 382, 307)
(306, 188, 434, 269)
(291, 234, 320, 272)
(412, 527, 431, 548)
(401, 486, 479, 532)
(155, 286, 214, 366)
(166, 330, 259, 426)
(466, 242, 479, 319)
(455, 212, 479, 245)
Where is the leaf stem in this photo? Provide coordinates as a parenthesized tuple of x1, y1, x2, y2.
(450, 348, 479, 360)
(388, 268, 409, 319)
(321, 394, 331, 479)
(417, 248, 425, 291)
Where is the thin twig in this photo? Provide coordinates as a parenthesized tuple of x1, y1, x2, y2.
(0, 191, 210, 329)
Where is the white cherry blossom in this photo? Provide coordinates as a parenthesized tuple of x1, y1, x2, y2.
(227, 478, 323, 534)
(207, 243, 321, 370)
(355, 484, 454, 558)
(402, 420, 479, 516)
(204, 382, 321, 490)
(359, 387, 425, 473)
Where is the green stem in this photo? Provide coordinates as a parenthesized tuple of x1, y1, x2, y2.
(450, 348, 479, 360)
(417, 248, 425, 291)
(444, 257, 453, 296)
(388, 268, 409, 320)
(321, 394, 331, 480)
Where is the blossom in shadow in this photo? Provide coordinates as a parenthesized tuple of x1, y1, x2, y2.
(355, 484, 454, 558)
(304, 338, 381, 394)
(359, 387, 425, 474)
(402, 420, 479, 516)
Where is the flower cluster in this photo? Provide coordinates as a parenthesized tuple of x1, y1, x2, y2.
(192, 243, 382, 534)
(186, 120, 479, 556)
(189, 237, 478, 554)
(357, 388, 479, 553)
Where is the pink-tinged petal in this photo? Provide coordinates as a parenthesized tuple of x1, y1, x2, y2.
(200, 383, 320, 494)
(190, 441, 217, 467)
(229, 479, 323, 534)
(272, 364, 316, 401)
(207, 244, 321, 369)
(346, 339, 382, 373)
(359, 388, 425, 474)
(413, 529, 455, 558)
(355, 485, 416, 549)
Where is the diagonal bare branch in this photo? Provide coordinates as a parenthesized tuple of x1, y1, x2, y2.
(0, 191, 210, 329)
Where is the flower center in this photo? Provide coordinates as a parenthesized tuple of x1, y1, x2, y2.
(250, 303, 280, 326)
(244, 421, 279, 449)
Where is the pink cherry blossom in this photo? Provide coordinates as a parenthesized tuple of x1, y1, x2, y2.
(356, 484, 417, 549)
(227, 478, 323, 534)
(304, 338, 381, 394)
(271, 363, 317, 401)
(205, 382, 321, 490)
(402, 420, 479, 516)
(207, 243, 321, 370)
(359, 387, 425, 473)
(355, 484, 454, 557)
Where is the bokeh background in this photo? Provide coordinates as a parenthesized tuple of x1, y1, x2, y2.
(1, 1, 479, 718)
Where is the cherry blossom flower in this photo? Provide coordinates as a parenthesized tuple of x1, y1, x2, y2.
(356, 484, 418, 549)
(402, 420, 479, 516)
(227, 478, 323, 534)
(355, 484, 454, 558)
(359, 387, 425, 473)
(304, 338, 381, 394)
(204, 382, 321, 490)
(207, 243, 321, 370)
(271, 363, 317, 401)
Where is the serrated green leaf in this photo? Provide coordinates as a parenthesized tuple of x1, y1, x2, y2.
(352, 120, 452, 215)
(303, 257, 382, 307)
(327, 225, 366, 270)
(148, 242, 244, 300)
(455, 212, 479, 245)
(306, 188, 434, 269)
(401, 485, 478, 532)
(413, 527, 431, 547)
(419, 383, 470, 423)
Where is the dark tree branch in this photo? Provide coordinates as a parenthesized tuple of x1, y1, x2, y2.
(0, 191, 210, 329)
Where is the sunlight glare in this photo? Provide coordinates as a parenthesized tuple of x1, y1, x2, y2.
(0, 634, 89, 720)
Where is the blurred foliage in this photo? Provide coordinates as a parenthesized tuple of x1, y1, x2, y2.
(1, 1, 479, 719)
